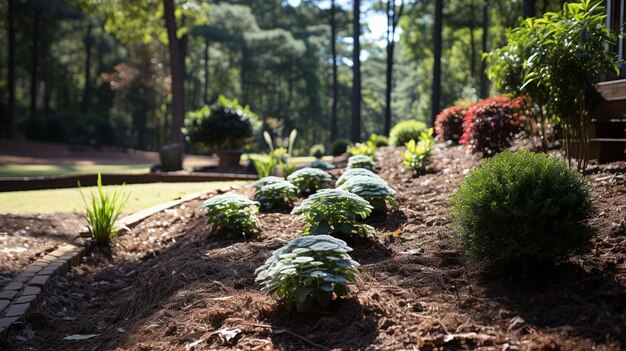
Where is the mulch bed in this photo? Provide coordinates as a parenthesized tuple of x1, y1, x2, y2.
(5, 144, 626, 350)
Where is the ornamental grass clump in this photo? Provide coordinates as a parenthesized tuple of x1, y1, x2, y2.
(255, 180, 299, 210)
(291, 189, 374, 236)
(347, 155, 377, 172)
(255, 235, 360, 312)
(199, 193, 260, 237)
(338, 176, 398, 214)
(78, 173, 130, 246)
(450, 150, 595, 272)
(336, 168, 382, 187)
(286, 167, 332, 194)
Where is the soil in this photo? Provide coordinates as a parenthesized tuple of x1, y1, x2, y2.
(4, 144, 626, 350)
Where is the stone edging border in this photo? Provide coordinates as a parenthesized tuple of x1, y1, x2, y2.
(0, 184, 242, 343)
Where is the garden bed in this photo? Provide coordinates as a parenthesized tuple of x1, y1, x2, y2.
(6, 145, 626, 350)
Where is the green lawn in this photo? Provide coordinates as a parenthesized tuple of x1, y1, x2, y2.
(0, 181, 246, 214)
(0, 164, 152, 178)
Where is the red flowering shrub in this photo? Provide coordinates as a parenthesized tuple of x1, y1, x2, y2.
(434, 105, 467, 144)
(460, 96, 527, 157)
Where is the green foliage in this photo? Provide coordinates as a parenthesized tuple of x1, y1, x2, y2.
(291, 189, 374, 236)
(199, 193, 260, 237)
(338, 176, 398, 213)
(336, 168, 382, 187)
(348, 141, 377, 159)
(308, 160, 335, 170)
(368, 133, 389, 147)
(253, 176, 285, 190)
(347, 155, 377, 172)
(279, 159, 297, 178)
(183, 95, 261, 152)
(252, 154, 277, 178)
(450, 150, 595, 271)
(78, 173, 130, 246)
(255, 180, 299, 209)
(255, 235, 360, 312)
(329, 138, 351, 156)
(310, 144, 326, 159)
(389, 120, 428, 147)
(286, 167, 332, 194)
(403, 128, 435, 175)
(485, 0, 619, 170)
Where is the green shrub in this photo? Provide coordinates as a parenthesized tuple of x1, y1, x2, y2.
(253, 176, 285, 191)
(310, 144, 326, 159)
(348, 141, 377, 159)
(368, 133, 389, 147)
(291, 189, 374, 236)
(255, 235, 360, 312)
(403, 128, 435, 175)
(287, 167, 332, 194)
(336, 168, 382, 187)
(255, 180, 299, 209)
(78, 173, 130, 246)
(389, 120, 428, 147)
(308, 159, 335, 170)
(347, 155, 377, 172)
(199, 193, 260, 237)
(450, 150, 595, 271)
(329, 138, 351, 156)
(338, 176, 398, 213)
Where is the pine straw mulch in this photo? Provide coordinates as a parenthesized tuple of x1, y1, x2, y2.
(7, 144, 626, 351)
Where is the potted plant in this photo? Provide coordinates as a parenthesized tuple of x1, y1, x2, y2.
(183, 95, 260, 169)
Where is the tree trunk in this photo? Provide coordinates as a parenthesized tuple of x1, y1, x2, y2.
(523, 0, 535, 18)
(30, 10, 40, 119)
(479, 1, 489, 99)
(431, 0, 442, 125)
(330, 0, 339, 141)
(351, 0, 361, 143)
(6, 0, 16, 138)
(81, 23, 93, 113)
(163, 0, 185, 145)
(469, 1, 476, 79)
(204, 37, 209, 104)
(384, 0, 404, 136)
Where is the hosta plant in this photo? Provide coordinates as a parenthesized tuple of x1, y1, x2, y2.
(336, 168, 382, 187)
(338, 176, 398, 213)
(199, 193, 260, 237)
(347, 155, 377, 172)
(286, 167, 332, 194)
(255, 235, 360, 312)
(403, 128, 436, 175)
(255, 180, 299, 209)
(291, 189, 374, 236)
(253, 176, 285, 191)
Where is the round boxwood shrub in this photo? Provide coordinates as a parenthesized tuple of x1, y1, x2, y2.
(329, 138, 351, 156)
(389, 120, 428, 147)
(434, 105, 467, 144)
(450, 149, 595, 271)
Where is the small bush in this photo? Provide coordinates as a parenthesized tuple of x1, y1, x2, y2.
(450, 150, 595, 271)
(338, 176, 398, 213)
(347, 155, 377, 172)
(435, 105, 467, 144)
(403, 128, 435, 175)
(336, 168, 382, 187)
(253, 176, 285, 191)
(199, 193, 260, 237)
(255, 235, 360, 312)
(459, 96, 527, 157)
(329, 138, 351, 156)
(310, 144, 326, 159)
(348, 141, 377, 159)
(389, 120, 428, 147)
(78, 173, 130, 246)
(308, 159, 335, 170)
(287, 167, 332, 194)
(368, 133, 389, 147)
(291, 189, 374, 236)
(255, 180, 299, 209)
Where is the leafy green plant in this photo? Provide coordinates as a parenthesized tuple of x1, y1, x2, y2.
(368, 133, 389, 147)
(255, 235, 360, 312)
(291, 189, 374, 236)
(329, 138, 351, 156)
(279, 159, 297, 178)
(253, 176, 286, 191)
(308, 159, 335, 170)
(336, 168, 382, 187)
(286, 167, 332, 194)
(78, 173, 130, 246)
(347, 155, 377, 172)
(252, 154, 277, 178)
(389, 120, 428, 146)
(310, 144, 326, 159)
(403, 128, 436, 175)
(450, 150, 595, 272)
(255, 180, 299, 209)
(199, 193, 260, 237)
(348, 141, 377, 159)
(338, 176, 398, 213)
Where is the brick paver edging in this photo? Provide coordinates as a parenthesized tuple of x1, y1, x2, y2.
(0, 185, 241, 342)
